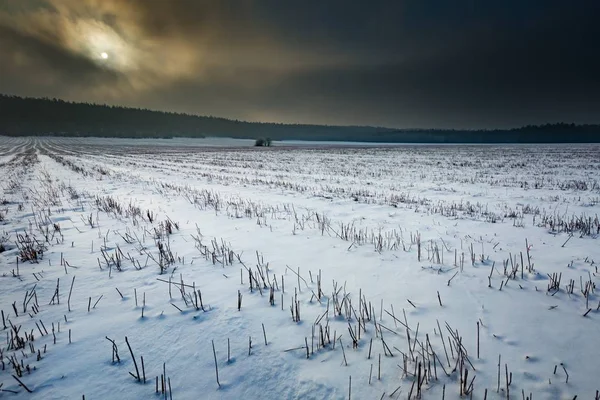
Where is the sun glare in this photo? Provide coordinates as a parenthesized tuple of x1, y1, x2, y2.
(101, 52, 108, 59)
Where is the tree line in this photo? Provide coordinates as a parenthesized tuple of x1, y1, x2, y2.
(0, 94, 598, 143)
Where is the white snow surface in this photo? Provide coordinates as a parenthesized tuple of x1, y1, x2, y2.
(0, 136, 599, 399)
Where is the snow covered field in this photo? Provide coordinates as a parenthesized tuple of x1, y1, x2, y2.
(0, 136, 599, 399)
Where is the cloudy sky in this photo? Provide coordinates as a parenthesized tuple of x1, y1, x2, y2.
(1, 0, 599, 129)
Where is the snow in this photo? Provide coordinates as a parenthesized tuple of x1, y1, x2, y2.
(0, 136, 599, 399)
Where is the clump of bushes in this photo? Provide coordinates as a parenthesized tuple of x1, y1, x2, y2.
(254, 137, 272, 147)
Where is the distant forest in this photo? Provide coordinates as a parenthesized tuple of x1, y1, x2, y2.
(1, 94, 599, 143)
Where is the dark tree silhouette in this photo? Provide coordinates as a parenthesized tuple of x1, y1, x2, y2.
(0, 94, 598, 143)
(255, 137, 272, 147)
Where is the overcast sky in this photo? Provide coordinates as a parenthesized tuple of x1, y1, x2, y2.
(1, 0, 599, 129)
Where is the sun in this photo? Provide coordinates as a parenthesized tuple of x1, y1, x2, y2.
(100, 52, 108, 59)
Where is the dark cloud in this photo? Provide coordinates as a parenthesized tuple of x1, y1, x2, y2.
(0, 0, 599, 128)
(0, 23, 124, 97)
